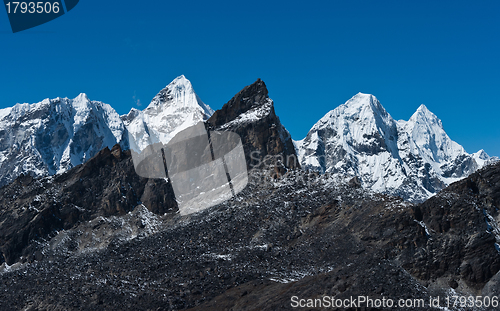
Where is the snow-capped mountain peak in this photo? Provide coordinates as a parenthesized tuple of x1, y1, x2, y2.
(403, 104, 465, 165)
(125, 75, 215, 153)
(74, 92, 89, 102)
(0, 94, 126, 187)
(408, 104, 443, 129)
(307, 92, 399, 160)
(295, 93, 498, 202)
(473, 149, 499, 168)
(146, 75, 214, 118)
(0, 75, 214, 187)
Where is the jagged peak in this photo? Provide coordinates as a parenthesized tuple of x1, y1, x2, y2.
(145, 75, 213, 118)
(316, 93, 391, 129)
(354, 92, 376, 100)
(121, 107, 143, 124)
(238, 78, 269, 99)
(74, 93, 89, 101)
(174, 74, 187, 80)
(165, 75, 193, 92)
(408, 103, 442, 128)
(345, 92, 383, 111)
(208, 78, 271, 128)
(472, 149, 499, 167)
(416, 103, 429, 112)
(150, 75, 195, 104)
(473, 149, 489, 160)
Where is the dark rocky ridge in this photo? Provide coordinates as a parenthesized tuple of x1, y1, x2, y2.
(406, 162, 500, 289)
(0, 78, 301, 267)
(207, 79, 300, 172)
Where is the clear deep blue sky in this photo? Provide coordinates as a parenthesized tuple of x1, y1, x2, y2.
(1, 0, 499, 156)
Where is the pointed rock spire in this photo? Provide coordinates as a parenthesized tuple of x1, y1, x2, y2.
(208, 78, 269, 128)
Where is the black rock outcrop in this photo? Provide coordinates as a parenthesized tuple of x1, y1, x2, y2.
(208, 79, 300, 172)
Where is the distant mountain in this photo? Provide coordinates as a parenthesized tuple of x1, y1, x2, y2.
(0, 93, 125, 187)
(0, 76, 214, 188)
(1, 80, 496, 203)
(294, 93, 499, 202)
(0, 78, 298, 266)
(123, 75, 214, 154)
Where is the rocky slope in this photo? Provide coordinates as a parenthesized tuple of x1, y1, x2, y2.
(295, 93, 498, 202)
(1, 156, 499, 310)
(0, 80, 499, 311)
(0, 144, 177, 266)
(0, 78, 300, 267)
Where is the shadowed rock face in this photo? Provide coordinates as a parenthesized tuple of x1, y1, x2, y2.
(405, 162, 500, 289)
(0, 144, 177, 265)
(208, 79, 269, 128)
(208, 79, 300, 172)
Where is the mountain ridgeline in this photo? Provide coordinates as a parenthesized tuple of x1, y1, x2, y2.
(0, 77, 500, 310)
(0, 76, 495, 201)
(295, 93, 498, 202)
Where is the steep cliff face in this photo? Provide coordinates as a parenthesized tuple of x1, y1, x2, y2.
(208, 79, 299, 173)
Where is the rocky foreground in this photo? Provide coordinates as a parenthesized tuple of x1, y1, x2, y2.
(0, 145, 498, 310)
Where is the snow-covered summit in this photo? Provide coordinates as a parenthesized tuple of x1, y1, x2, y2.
(472, 149, 499, 167)
(295, 93, 497, 202)
(399, 103, 466, 170)
(145, 75, 213, 117)
(124, 75, 214, 153)
(0, 75, 214, 187)
(0, 94, 126, 187)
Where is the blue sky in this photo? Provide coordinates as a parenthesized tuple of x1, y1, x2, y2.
(1, 0, 499, 156)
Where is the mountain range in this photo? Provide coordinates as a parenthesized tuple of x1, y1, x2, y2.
(1, 77, 499, 310)
(0, 76, 496, 202)
(295, 92, 498, 202)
